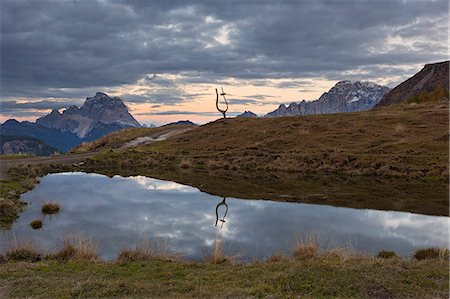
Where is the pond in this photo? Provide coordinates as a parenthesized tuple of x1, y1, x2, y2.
(1, 172, 448, 261)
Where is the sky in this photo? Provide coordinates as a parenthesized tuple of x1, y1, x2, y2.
(1, 0, 448, 125)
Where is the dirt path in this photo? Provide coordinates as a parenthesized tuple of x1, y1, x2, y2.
(0, 152, 96, 180)
(122, 127, 192, 148)
(0, 126, 192, 180)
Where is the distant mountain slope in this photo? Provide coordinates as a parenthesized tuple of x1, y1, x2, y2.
(36, 92, 140, 138)
(163, 120, 197, 126)
(266, 81, 389, 117)
(237, 111, 258, 118)
(0, 119, 80, 152)
(0, 135, 60, 156)
(376, 61, 449, 107)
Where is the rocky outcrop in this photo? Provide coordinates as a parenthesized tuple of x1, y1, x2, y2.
(36, 92, 140, 138)
(266, 81, 390, 117)
(376, 61, 449, 107)
(237, 111, 258, 118)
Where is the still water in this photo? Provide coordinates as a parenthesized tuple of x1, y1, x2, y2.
(1, 172, 448, 261)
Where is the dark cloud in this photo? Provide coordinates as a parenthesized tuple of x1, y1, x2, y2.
(228, 98, 282, 106)
(0, 100, 83, 111)
(1, 0, 448, 113)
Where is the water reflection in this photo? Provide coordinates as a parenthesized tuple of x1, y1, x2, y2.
(0, 172, 448, 261)
(215, 198, 228, 228)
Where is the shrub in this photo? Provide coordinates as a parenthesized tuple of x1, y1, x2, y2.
(42, 202, 60, 215)
(267, 254, 286, 262)
(52, 234, 98, 262)
(292, 233, 320, 260)
(0, 199, 17, 218)
(179, 159, 191, 169)
(203, 240, 234, 264)
(414, 247, 449, 260)
(30, 219, 43, 229)
(117, 238, 178, 263)
(377, 250, 397, 259)
(5, 241, 41, 262)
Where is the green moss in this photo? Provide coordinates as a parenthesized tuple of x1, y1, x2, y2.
(423, 175, 441, 183)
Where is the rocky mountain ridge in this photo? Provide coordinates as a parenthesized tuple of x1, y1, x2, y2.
(237, 111, 258, 118)
(376, 61, 449, 106)
(36, 92, 140, 138)
(266, 81, 390, 117)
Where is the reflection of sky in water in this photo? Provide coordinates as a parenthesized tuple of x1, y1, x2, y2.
(1, 172, 448, 261)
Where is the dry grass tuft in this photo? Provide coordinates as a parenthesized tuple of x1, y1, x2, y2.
(41, 202, 60, 215)
(179, 159, 191, 169)
(5, 239, 41, 262)
(0, 199, 17, 218)
(53, 234, 98, 262)
(267, 253, 287, 262)
(377, 250, 398, 259)
(291, 233, 363, 261)
(413, 247, 449, 260)
(202, 240, 235, 264)
(117, 238, 179, 263)
(29, 219, 43, 229)
(291, 233, 321, 260)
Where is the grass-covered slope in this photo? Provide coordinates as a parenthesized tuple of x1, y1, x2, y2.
(91, 102, 448, 179)
(77, 101, 449, 216)
(72, 125, 194, 153)
(0, 258, 448, 298)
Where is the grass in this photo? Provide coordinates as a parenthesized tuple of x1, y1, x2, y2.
(29, 219, 43, 229)
(202, 239, 236, 264)
(3, 239, 42, 262)
(0, 235, 448, 297)
(41, 202, 60, 215)
(0, 257, 448, 298)
(414, 247, 450, 261)
(87, 102, 449, 179)
(50, 234, 98, 262)
(0, 154, 32, 159)
(291, 233, 320, 260)
(377, 250, 398, 259)
(0, 198, 18, 219)
(117, 238, 179, 263)
(72, 125, 193, 153)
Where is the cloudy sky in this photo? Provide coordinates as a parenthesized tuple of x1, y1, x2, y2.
(1, 0, 448, 125)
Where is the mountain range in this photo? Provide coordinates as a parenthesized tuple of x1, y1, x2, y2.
(266, 81, 390, 117)
(1, 61, 448, 156)
(1, 92, 140, 154)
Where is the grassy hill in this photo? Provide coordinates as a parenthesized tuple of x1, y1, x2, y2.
(72, 125, 194, 153)
(89, 101, 448, 179)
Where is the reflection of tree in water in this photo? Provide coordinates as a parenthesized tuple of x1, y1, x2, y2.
(215, 197, 228, 228)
